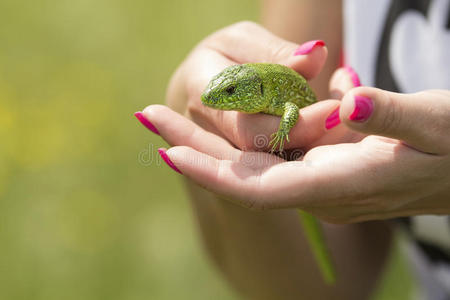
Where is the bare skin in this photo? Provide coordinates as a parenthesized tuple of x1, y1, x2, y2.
(261, 0, 343, 100)
(136, 0, 450, 298)
(145, 5, 393, 299)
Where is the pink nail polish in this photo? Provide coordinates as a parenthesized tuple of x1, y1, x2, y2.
(134, 111, 160, 135)
(343, 65, 361, 87)
(349, 96, 373, 122)
(325, 107, 341, 130)
(158, 148, 182, 174)
(294, 40, 325, 56)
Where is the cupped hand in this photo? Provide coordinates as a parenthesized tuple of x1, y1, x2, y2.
(166, 21, 350, 151)
(137, 21, 450, 223)
(141, 85, 450, 223)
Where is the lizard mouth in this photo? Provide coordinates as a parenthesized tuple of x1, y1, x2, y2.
(201, 91, 241, 111)
(201, 93, 222, 107)
(200, 93, 213, 105)
(201, 99, 236, 111)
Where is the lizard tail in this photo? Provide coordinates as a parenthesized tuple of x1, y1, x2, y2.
(297, 210, 337, 285)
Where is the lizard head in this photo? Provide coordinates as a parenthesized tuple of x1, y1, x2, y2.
(201, 64, 266, 113)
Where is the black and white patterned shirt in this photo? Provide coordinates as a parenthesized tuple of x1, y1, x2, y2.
(343, 0, 450, 297)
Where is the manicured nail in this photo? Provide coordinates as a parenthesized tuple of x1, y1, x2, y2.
(294, 40, 325, 56)
(134, 111, 160, 135)
(349, 96, 373, 122)
(343, 65, 361, 87)
(325, 107, 341, 130)
(158, 148, 182, 174)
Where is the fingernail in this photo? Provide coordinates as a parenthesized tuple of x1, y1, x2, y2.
(325, 107, 341, 130)
(294, 40, 325, 56)
(349, 96, 373, 122)
(158, 148, 182, 174)
(343, 65, 361, 87)
(134, 111, 160, 135)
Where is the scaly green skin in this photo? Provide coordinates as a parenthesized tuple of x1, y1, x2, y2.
(201, 63, 336, 284)
(201, 63, 316, 152)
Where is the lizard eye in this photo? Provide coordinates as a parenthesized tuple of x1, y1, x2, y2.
(225, 85, 236, 95)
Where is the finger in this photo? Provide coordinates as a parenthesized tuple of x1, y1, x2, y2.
(141, 104, 238, 160)
(328, 66, 361, 99)
(184, 47, 235, 104)
(142, 105, 285, 167)
(323, 66, 366, 141)
(233, 99, 361, 151)
(340, 88, 450, 154)
(279, 100, 347, 149)
(163, 135, 433, 213)
(183, 22, 328, 149)
(204, 21, 327, 80)
(164, 143, 363, 210)
(206, 100, 342, 151)
(165, 146, 283, 209)
(184, 22, 327, 106)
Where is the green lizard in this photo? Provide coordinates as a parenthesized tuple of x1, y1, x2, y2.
(201, 63, 316, 152)
(201, 63, 336, 284)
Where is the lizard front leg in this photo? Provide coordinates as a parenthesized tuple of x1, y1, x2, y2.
(269, 101, 299, 153)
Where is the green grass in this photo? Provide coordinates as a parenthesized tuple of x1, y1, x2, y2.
(0, 0, 257, 299)
(0, 1, 419, 299)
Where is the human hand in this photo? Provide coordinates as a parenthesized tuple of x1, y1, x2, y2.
(135, 22, 450, 223)
(164, 21, 348, 152)
(139, 83, 450, 223)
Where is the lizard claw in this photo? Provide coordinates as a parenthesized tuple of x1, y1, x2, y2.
(269, 131, 288, 153)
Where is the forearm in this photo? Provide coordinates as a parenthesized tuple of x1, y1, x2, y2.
(166, 2, 390, 298)
(186, 182, 392, 300)
(262, 0, 343, 100)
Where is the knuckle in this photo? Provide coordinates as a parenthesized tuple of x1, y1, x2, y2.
(375, 94, 402, 134)
(214, 21, 260, 41)
(425, 96, 450, 139)
(269, 43, 289, 62)
(231, 20, 259, 32)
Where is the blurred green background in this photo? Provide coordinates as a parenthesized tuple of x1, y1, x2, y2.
(0, 0, 258, 299)
(0, 0, 419, 299)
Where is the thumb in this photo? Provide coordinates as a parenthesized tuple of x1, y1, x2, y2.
(339, 87, 450, 154)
